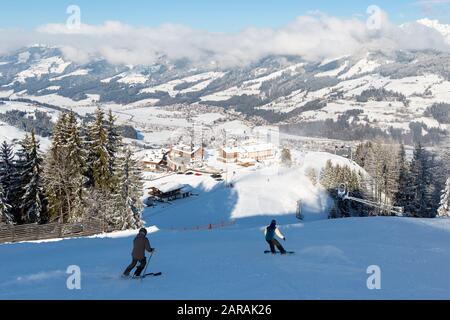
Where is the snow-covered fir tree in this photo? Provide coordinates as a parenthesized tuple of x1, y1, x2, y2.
(394, 144, 414, 215)
(109, 147, 144, 230)
(0, 141, 16, 223)
(0, 185, 13, 224)
(438, 178, 450, 217)
(320, 160, 335, 190)
(20, 131, 47, 224)
(44, 112, 86, 223)
(86, 107, 111, 191)
(410, 143, 434, 217)
(106, 109, 122, 178)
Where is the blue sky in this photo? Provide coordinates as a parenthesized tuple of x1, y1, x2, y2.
(1, 0, 449, 31)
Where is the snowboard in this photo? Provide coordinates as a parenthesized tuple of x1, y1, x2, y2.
(264, 250, 295, 255)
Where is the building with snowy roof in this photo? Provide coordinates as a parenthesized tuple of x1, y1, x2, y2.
(149, 181, 192, 201)
(167, 144, 204, 172)
(139, 148, 169, 172)
(218, 143, 274, 164)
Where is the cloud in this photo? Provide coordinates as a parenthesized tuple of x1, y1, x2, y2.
(0, 11, 449, 68)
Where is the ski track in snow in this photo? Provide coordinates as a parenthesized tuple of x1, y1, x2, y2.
(2, 211, 450, 299)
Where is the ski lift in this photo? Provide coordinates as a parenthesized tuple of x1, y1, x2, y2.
(336, 182, 404, 216)
(337, 183, 347, 199)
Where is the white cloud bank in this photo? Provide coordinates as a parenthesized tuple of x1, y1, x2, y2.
(0, 11, 449, 68)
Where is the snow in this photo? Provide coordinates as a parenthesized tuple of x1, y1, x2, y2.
(0, 90, 13, 98)
(0, 101, 61, 123)
(338, 58, 381, 80)
(16, 51, 30, 64)
(137, 148, 168, 163)
(116, 107, 190, 128)
(2, 215, 450, 299)
(50, 69, 90, 81)
(11, 93, 98, 109)
(315, 61, 349, 78)
(117, 73, 148, 84)
(42, 86, 61, 91)
(216, 120, 252, 134)
(192, 113, 224, 124)
(150, 181, 188, 193)
(0, 121, 52, 150)
(140, 72, 224, 97)
(15, 57, 71, 83)
(201, 64, 303, 101)
(385, 74, 443, 97)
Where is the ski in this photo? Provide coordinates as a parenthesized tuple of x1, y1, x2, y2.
(264, 250, 295, 254)
(130, 272, 162, 279)
(143, 272, 162, 277)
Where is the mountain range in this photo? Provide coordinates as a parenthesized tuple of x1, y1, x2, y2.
(0, 19, 449, 144)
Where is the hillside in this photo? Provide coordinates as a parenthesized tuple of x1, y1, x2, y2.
(1, 26, 450, 144)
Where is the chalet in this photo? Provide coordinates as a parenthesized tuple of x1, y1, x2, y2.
(167, 144, 204, 172)
(140, 149, 168, 172)
(218, 143, 274, 164)
(149, 182, 192, 201)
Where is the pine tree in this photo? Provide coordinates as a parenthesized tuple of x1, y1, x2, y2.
(0, 185, 13, 224)
(410, 143, 433, 217)
(11, 134, 32, 224)
(281, 147, 292, 168)
(394, 144, 414, 215)
(320, 160, 335, 190)
(20, 131, 47, 224)
(305, 167, 318, 186)
(87, 107, 111, 191)
(44, 112, 86, 223)
(109, 147, 144, 230)
(106, 109, 122, 178)
(438, 178, 450, 217)
(0, 141, 16, 223)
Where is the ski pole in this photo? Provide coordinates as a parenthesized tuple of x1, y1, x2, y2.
(141, 251, 154, 281)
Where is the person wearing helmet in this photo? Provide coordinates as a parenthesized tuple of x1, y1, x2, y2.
(123, 228, 155, 277)
(264, 220, 287, 254)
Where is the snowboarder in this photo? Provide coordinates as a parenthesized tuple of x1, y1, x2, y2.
(264, 219, 287, 254)
(123, 228, 155, 277)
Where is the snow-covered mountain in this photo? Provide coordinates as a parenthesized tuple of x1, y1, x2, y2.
(1, 21, 450, 143)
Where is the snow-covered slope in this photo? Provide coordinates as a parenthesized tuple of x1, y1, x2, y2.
(1, 216, 450, 299)
(0, 149, 449, 299)
(15, 56, 71, 83)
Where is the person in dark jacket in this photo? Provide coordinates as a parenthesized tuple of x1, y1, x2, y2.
(123, 228, 155, 277)
(264, 219, 287, 254)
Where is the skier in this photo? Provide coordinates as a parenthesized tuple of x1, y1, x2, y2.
(264, 219, 287, 254)
(123, 228, 155, 277)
